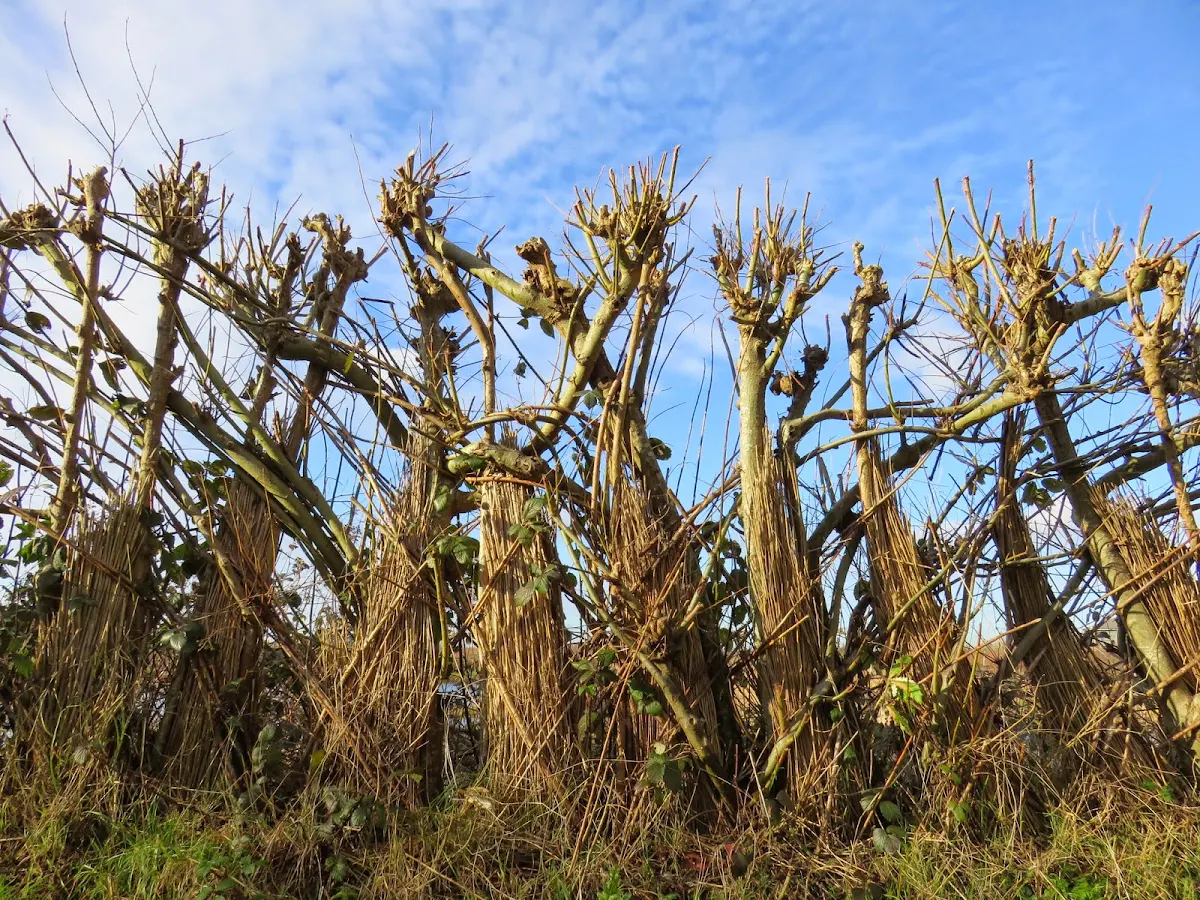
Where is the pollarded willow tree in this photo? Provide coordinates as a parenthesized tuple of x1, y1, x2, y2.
(2, 129, 1200, 834)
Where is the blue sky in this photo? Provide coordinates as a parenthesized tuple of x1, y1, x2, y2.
(5, 0, 1198, 267)
(2, 0, 1199, 552)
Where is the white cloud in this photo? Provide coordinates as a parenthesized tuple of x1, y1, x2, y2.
(2, 0, 1198, 518)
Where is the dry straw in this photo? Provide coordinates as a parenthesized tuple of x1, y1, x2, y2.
(476, 470, 574, 795)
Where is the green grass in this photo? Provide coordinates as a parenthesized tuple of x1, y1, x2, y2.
(2, 784, 1199, 899)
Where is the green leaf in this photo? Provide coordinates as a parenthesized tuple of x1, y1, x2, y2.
(597, 868, 632, 900)
(859, 789, 881, 812)
(871, 826, 902, 854)
(329, 855, 349, 883)
(161, 629, 188, 653)
(112, 394, 142, 414)
(508, 523, 534, 547)
(27, 405, 63, 422)
(446, 453, 486, 475)
(12, 653, 33, 678)
(436, 534, 479, 566)
(539, 318, 555, 337)
(99, 358, 126, 390)
(644, 752, 666, 786)
(0, 460, 12, 488)
(67, 594, 97, 614)
(24, 311, 51, 332)
(949, 799, 969, 823)
(309, 749, 327, 773)
(661, 759, 683, 792)
(514, 580, 536, 607)
(628, 678, 665, 717)
(878, 800, 902, 824)
(577, 710, 597, 743)
(522, 494, 548, 519)
(450, 536, 479, 566)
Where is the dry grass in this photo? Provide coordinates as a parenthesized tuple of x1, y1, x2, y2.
(2, 770, 1197, 899)
(741, 443, 838, 806)
(318, 439, 444, 807)
(33, 500, 154, 761)
(858, 441, 975, 741)
(476, 470, 575, 796)
(1101, 492, 1200, 709)
(601, 477, 721, 766)
(157, 477, 278, 788)
(994, 415, 1151, 770)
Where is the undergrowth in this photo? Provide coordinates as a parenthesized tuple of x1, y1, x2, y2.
(1, 781, 1198, 899)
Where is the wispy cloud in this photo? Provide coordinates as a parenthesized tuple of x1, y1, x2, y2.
(4, 0, 1199, 459)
